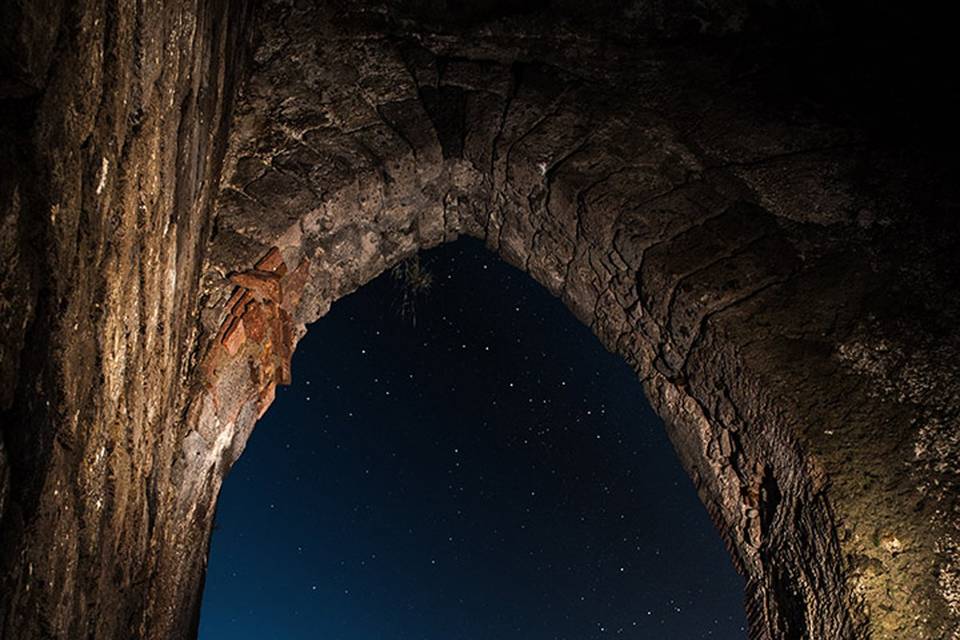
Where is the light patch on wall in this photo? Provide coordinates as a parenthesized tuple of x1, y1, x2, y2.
(96, 157, 110, 195)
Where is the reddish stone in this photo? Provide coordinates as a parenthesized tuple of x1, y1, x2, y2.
(253, 351, 272, 387)
(277, 310, 295, 379)
(224, 287, 245, 315)
(280, 258, 311, 313)
(241, 304, 268, 342)
(231, 290, 252, 316)
(230, 270, 282, 303)
(255, 246, 288, 275)
(257, 382, 276, 418)
(276, 360, 292, 386)
(221, 316, 246, 355)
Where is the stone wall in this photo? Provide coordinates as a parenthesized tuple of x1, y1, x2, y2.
(1, 1, 957, 639)
(0, 1, 251, 637)
(194, 2, 960, 638)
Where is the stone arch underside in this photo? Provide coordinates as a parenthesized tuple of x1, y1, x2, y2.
(192, 3, 959, 639)
(0, 1, 957, 640)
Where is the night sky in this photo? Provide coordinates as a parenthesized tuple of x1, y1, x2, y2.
(198, 238, 746, 639)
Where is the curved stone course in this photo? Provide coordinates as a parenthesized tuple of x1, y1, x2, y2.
(1, 1, 957, 639)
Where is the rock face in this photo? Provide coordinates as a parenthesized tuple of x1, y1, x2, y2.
(0, 1, 253, 637)
(1, 1, 958, 639)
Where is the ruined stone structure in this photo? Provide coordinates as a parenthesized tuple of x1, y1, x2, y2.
(1, 1, 957, 638)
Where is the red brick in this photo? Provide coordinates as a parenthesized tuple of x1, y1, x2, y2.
(221, 316, 246, 355)
(241, 304, 268, 342)
(224, 287, 245, 315)
(230, 270, 282, 303)
(231, 290, 252, 316)
(255, 246, 287, 275)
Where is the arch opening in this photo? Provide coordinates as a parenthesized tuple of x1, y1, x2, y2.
(1, 1, 957, 638)
(198, 238, 747, 638)
(186, 4, 936, 637)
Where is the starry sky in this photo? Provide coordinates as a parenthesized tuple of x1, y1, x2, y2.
(198, 237, 747, 639)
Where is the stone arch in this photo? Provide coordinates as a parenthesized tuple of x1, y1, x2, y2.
(180, 3, 948, 639)
(1, 1, 957, 639)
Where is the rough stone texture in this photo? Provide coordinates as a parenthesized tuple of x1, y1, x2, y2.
(1, 1, 958, 639)
(0, 1, 252, 638)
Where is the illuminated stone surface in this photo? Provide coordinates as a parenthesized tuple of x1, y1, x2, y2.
(0, 1, 957, 639)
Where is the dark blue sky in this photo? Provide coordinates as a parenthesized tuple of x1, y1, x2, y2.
(199, 238, 746, 639)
